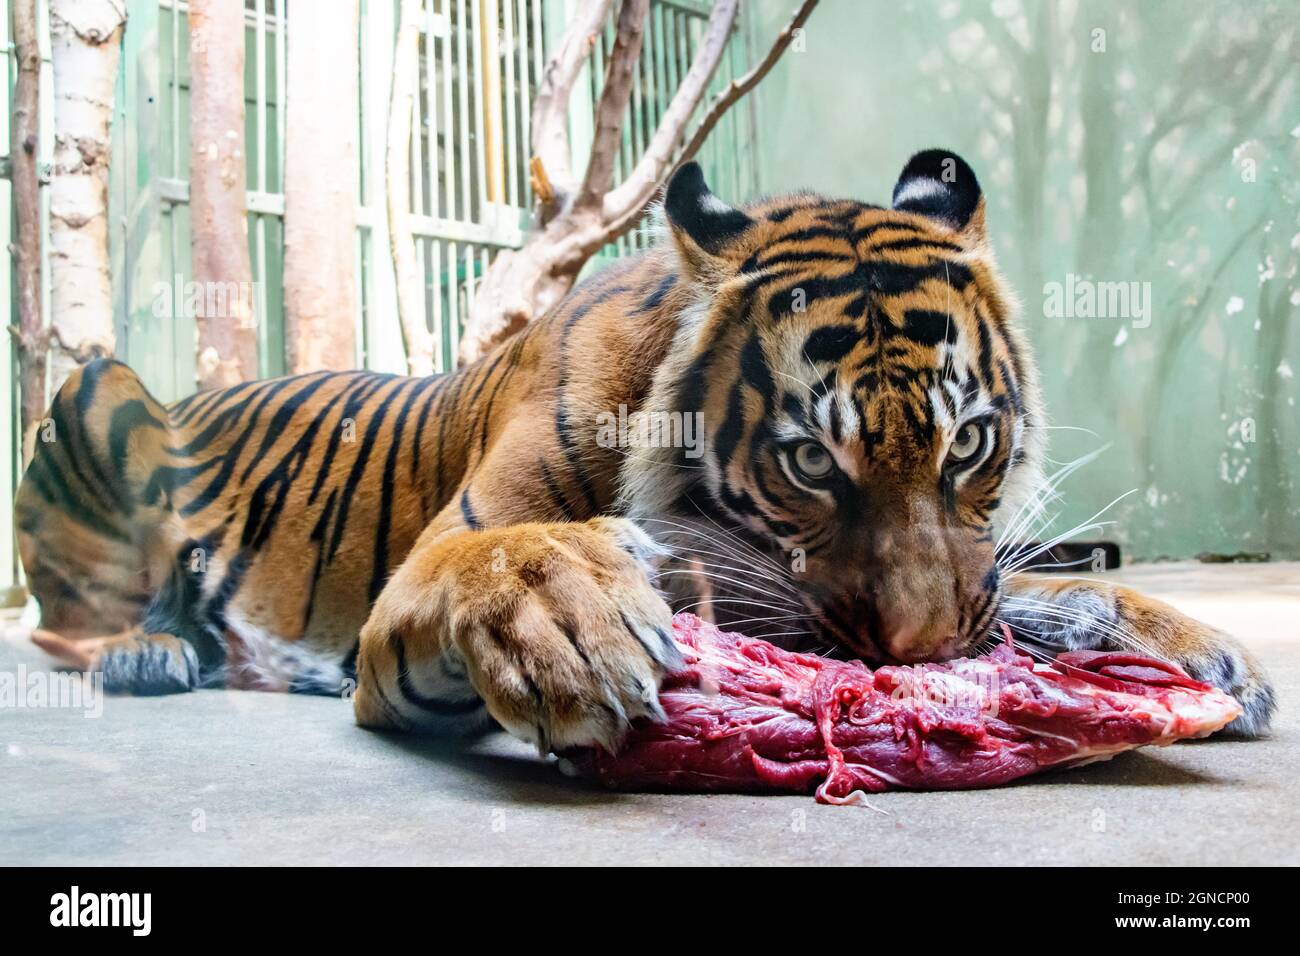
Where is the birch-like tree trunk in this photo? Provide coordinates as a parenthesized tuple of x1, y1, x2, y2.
(188, 0, 258, 389)
(283, 0, 359, 373)
(46, 0, 126, 392)
(386, 0, 434, 377)
(9, 0, 44, 463)
(457, 0, 819, 364)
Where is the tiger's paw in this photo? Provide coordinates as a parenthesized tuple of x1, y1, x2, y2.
(1175, 636, 1276, 738)
(357, 518, 682, 750)
(31, 628, 201, 695)
(453, 518, 682, 752)
(1002, 578, 1276, 737)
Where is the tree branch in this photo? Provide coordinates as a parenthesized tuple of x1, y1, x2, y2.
(284, 0, 360, 373)
(387, 0, 434, 376)
(47, 0, 126, 395)
(530, 0, 615, 211)
(11, 0, 45, 456)
(47, 324, 113, 364)
(188, 0, 257, 388)
(677, 0, 819, 167)
(577, 0, 652, 207)
(462, 0, 821, 363)
(603, 0, 820, 239)
(601, 0, 739, 225)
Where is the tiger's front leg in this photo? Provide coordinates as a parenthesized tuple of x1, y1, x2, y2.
(353, 517, 681, 751)
(1000, 574, 1276, 737)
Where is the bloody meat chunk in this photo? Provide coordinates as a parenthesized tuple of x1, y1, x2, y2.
(565, 613, 1242, 804)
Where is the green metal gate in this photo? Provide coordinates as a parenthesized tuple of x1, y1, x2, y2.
(2, 0, 760, 592)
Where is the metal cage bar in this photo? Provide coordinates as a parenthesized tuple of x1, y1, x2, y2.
(0, 0, 758, 590)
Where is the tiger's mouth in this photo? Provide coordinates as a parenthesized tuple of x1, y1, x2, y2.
(644, 516, 998, 665)
(800, 593, 892, 663)
(661, 561, 991, 666)
(798, 575, 1001, 666)
(805, 609, 979, 665)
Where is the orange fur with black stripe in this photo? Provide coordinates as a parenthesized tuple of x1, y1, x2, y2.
(15, 151, 1273, 744)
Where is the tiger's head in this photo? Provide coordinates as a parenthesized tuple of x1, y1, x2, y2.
(630, 150, 1044, 664)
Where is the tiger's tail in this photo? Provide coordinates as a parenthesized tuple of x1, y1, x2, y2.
(15, 358, 174, 642)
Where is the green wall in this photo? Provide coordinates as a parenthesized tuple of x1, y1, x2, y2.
(753, 0, 1300, 561)
(111, 2, 287, 404)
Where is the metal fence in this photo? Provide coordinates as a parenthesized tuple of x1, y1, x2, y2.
(1, 0, 759, 591)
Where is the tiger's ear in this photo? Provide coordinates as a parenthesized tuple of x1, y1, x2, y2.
(664, 161, 754, 273)
(891, 149, 985, 242)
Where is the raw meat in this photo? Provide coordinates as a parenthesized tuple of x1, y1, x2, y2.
(565, 613, 1241, 803)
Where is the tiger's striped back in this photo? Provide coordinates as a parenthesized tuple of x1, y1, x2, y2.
(17, 364, 479, 688)
(13, 253, 690, 690)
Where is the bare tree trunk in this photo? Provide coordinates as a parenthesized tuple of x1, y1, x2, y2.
(46, 0, 126, 393)
(458, 0, 819, 364)
(188, 0, 258, 389)
(387, 0, 434, 377)
(529, 0, 615, 223)
(283, 0, 359, 373)
(9, 0, 45, 464)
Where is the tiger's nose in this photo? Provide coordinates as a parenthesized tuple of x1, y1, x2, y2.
(875, 601, 959, 663)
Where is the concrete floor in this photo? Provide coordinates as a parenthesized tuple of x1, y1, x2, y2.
(2, 562, 1297, 866)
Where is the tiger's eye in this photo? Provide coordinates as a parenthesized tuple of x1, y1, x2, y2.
(793, 442, 834, 481)
(948, 422, 984, 463)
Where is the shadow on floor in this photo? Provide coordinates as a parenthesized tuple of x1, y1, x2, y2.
(364, 728, 631, 807)
(1030, 747, 1243, 787)
(369, 722, 1243, 801)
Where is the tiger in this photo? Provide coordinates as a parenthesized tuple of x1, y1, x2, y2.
(14, 149, 1274, 751)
